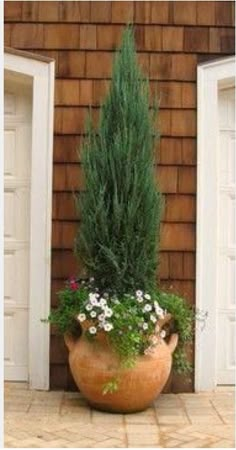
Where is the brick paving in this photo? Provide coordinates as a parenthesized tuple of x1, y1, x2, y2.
(4, 383, 235, 448)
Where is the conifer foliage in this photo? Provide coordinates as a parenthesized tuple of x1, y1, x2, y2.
(75, 26, 163, 294)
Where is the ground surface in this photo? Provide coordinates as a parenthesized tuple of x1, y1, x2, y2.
(4, 383, 235, 448)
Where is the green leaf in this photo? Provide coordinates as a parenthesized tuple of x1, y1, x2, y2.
(102, 379, 119, 395)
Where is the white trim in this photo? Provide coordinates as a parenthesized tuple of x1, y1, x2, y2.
(4, 51, 55, 390)
(0, 2, 4, 447)
(195, 56, 235, 392)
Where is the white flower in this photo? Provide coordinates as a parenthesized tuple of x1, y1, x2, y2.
(143, 304, 152, 312)
(91, 298, 99, 306)
(85, 304, 92, 311)
(89, 277, 95, 282)
(136, 297, 144, 303)
(100, 298, 107, 307)
(89, 326, 97, 334)
(160, 330, 166, 339)
(144, 293, 151, 300)
(104, 322, 113, 332)
(150, 314, 157, 323)
(90, 311, 97, 318)
(104, 307, 113, 318)
(89, 293, 99, 305)
(136, 290, 143, 298)
(143, 322, 148, 330)
(77, 313, 86, 322)
(98, 313, 105, 321)
(154, 302, 164, 318)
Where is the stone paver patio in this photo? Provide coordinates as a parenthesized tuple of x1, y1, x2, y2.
(4, 383, 235, 448)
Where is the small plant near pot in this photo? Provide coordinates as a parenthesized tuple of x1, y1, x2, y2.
(46, 26, 194, 412)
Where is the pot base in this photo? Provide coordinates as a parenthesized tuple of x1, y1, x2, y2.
(87, 400, 150, 414)
(65, 333, 178, 414)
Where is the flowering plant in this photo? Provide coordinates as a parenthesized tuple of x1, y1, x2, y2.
(47, 277, 193, 373)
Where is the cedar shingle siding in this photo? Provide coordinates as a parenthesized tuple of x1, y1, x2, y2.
(4, 1, 235, 391)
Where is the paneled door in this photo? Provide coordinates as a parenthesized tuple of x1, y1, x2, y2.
(216, 86, 235, 384)
(4, 77, 32, 380)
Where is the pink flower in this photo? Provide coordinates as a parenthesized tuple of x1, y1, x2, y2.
(69, 276, 79, 291)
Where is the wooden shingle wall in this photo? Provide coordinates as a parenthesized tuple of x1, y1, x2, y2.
(4, 1, 235, 391)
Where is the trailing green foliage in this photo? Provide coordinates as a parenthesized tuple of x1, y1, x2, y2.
(45, 280, 194, 375)
(44, 286, 87, 338)
(156, 291, 194, 373)
(75, 26, 163, 294)
(102, 379, 119, 395)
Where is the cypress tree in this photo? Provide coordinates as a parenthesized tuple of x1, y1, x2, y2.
(75, 26, 163, 294)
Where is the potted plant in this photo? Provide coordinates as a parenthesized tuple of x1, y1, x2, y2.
(47, 26, 193, 413)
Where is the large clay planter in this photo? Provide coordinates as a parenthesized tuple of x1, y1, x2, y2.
(64, 322, 178, 413)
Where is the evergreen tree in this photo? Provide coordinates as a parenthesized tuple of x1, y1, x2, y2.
(75, 26, 163, 294)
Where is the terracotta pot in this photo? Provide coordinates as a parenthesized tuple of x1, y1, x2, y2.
(64, 323, 178, 414)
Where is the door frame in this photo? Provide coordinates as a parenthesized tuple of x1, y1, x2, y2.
(4, 48, 55, 390)
(195, 56, 235, 391)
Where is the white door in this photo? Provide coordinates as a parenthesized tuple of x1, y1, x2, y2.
(4, 76, 32, 380)
(216, 86, 235, 384)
